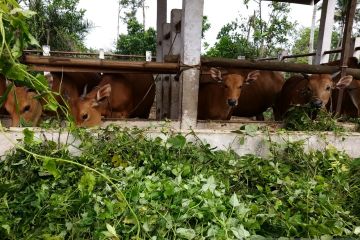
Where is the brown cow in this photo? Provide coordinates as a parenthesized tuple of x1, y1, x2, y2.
(274, 73, 353, 120)
(70, 73, 155, 127)
(4, 86, 42, 127)
(231, 70, 284, 120)
(49, 72, 101, 108)
(326, 57, 360, 117)
(198, 68, 260, 120)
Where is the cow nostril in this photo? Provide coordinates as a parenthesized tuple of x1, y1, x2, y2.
(227, 99, 237, 106)
(311, 100, 323, 108)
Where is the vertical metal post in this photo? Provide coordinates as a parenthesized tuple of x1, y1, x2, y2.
(180, 0, 204, 129)
(314, 0, 336, 64)
(335, 0, 357, 114)
(155, 0, 167, 120)
(162, 23, 171, 119)
(309, 1, 317, 64)
(169, 9, 182, 120)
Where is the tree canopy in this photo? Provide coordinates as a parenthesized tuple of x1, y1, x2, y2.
(205, 1, 297, 59)
(115, 18, 156, 56)
(22, 0, 91, 51)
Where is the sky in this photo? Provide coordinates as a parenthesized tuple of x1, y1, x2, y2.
(77, 0, 319, 52)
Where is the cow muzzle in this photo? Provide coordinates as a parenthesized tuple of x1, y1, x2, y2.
(227, 99, 238, 107)
(310, 99, 323, 108)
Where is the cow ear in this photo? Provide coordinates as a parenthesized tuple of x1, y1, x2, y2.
(95, 84, 111, 102)
(210, 68, 223, 81)
(335, 75, 353, 89)
(245, 70, 260, 85)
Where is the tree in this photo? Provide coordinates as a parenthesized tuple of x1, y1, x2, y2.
(251, 2, 297, 57)
(22, 0, 91, 51)
(291, 27, 340, 64)
(115, 18, 156, 56)
(206, 1, 297, 59)
(205, 21, 257, 59)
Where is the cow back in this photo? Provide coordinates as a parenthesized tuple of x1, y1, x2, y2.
(102, 73, 155, 118)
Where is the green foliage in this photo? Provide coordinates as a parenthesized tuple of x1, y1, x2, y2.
(1, 126, 360, 239)
(205, 21, 257, 59)
(206, 2, 296, 59)
(283, 105, 344, 131)
(23, 0, 91, 51)
(290, 28, 341, 64)
(115, 17, 156, 57)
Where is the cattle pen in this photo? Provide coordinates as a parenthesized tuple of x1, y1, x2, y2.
(2, 0, 360, 157)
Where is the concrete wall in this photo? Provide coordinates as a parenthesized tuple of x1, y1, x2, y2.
(1, 123, 360, 159)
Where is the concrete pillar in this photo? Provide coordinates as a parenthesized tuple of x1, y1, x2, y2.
(180, 0, 204, 129)
(169, 9, 182, 120)
(155, 0, 167, 120)
(314, 0, 336, 64)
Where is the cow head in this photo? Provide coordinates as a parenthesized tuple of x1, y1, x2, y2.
(70, 84, 111, 127)
(4, 86, 43, 127)
(210, 67, 260, 107)
(303, 73, 352, 108)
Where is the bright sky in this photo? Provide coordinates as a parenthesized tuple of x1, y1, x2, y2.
(78, 0, 318, 52)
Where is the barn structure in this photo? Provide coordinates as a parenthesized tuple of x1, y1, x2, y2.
(0, 0, 357, 157)
(22, 0, 360, 131)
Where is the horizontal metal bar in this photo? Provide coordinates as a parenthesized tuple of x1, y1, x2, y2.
(202, 57, 360, 79)
(23, 55, 179, 74)
(282, 52, 316, 59)
(23, 50, 156, 59)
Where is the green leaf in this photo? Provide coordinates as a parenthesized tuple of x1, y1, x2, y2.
(167, 134, 186, 149)
(23, 128, 34, 145)
(78, 172, 96, 195)
(105, 223, 118, 238)
(231, 225, 250, 239)
(355, 226, 360, 235)
(1, 224, 10, 234)
(176, 228, 196, 239)
(230, 193, 240, 207)
(43, 157, 60, 179)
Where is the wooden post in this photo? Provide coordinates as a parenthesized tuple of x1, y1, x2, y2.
(314, 0, 336, 64)
(335, 0, 357, 114)
(156, 0, 167, 119)
(161, 23, 171, 119)
(180, 0, 204, 129)
(169, 9, 182, 120)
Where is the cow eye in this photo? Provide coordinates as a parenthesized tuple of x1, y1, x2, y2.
(82, 113, 88, 120)
(326, 86, 331, 91)
(23, 105, 30, 113)
(238, 85, 243, 89)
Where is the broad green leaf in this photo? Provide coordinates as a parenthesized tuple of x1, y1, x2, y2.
(23, 128, 34, 145)
(231, 225, 250, 239)
(105, 223, 118, 238)
(176, 228, 196, 239)
(43, 157, 60, 179)
(1, 224, 10, 234)
(355, 226, 360, 235)
(230, 193, 240, 207)
(78, 172, 96, 195)
(201, 175, 217, 193)
(167, 134, 186, 149)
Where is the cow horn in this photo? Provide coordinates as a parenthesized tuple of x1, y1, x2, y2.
(331, 71, 341, 79)
(81, 84, 88, 98)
